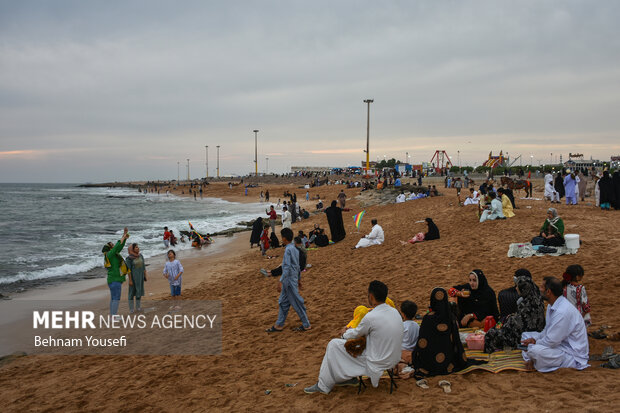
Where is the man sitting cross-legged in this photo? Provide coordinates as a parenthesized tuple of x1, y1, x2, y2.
(521, 276, 589, 372)
(304, 280, 403, 394)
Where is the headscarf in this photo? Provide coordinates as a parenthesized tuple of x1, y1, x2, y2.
(127, 243, 140, 260)
(424, 218, 440, 240)
(546, 207, 561, 231)
(469, 269, 490, 299)
(413, 287, 469, 377)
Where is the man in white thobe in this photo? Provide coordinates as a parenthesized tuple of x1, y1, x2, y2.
(355, 219, 384, 248)
(479, 192, 505, 222)
(463, 188, 480, 205)
(280, 206, 292, 229)
(395, 192, 406, 203)
(544, 172, 560, 203)
(304, 281, 403, 394)
(521, 277, 589, 373)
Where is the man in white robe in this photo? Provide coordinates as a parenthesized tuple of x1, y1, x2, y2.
(479, 192, 505, 222)
(280, 206, 292, 229)
(395, 192, 406, 203)
(521, 277, 589, 373)
(304, 281, 403, 394)
(463, 188, 480, 205)
(544, 172, 560, 203)
(355, 219, 384, 248)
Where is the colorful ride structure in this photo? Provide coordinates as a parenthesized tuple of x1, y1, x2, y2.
(482, 151, 507, 169)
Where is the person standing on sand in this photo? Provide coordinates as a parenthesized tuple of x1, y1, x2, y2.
(265, 190, 270, 202)
(126, 243, 147, 313)
(306, 191, 310, 201)
(163, 250, 184, 299)
(266, 205, 277, 233)
(337, 190, 347, 208)
(281, 206, 292, 229)
(102, 227, 130, 315)
(266, 228, 311, 333)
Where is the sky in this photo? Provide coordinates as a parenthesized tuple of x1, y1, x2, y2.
(1, 0, 620, 182)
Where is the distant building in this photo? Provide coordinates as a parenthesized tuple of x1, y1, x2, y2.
(563, 158, 602, 169)
(290, 166, 332, 173)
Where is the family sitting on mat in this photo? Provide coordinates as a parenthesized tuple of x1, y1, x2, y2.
(304, 266, 592, 394)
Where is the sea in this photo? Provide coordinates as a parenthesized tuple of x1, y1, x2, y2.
(0, 183, 268, 294)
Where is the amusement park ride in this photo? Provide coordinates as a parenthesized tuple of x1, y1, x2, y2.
(430, 150, 453, 173)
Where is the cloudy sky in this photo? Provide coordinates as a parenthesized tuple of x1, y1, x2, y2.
(1, 0, 619, 182)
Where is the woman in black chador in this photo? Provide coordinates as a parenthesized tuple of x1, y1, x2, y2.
(324, 200, 347, 243)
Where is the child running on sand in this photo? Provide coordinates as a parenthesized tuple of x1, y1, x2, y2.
(163, 250, 184, 299)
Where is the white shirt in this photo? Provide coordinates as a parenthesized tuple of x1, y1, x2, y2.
(343, 303, 404, 377)
(281, 210, 292, 229)
(537, 296, 589, 366)
(366, 224, 384, 243)
(402, 320, 420, 352)
(395, 194, 406, 203)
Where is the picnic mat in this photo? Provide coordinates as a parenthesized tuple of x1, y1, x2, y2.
(507, 242, 578, 258)
(458, 349, 530, 374)
(458, 327, 530, 374)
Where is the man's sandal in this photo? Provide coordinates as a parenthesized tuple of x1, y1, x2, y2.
(265, 326, 283, 333)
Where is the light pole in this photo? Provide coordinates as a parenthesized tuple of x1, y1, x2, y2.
(363, 99, 373, 174)
(265, 157, 269, 174)
(186, 159, 190, 182)
(458, 150, 461, 168)
(205, 145, 209, 178)
(177, 161, 179, 182)
(550, 153, 553, 165)
(216, 146, 220, 178)
(253, 129, 259, 176)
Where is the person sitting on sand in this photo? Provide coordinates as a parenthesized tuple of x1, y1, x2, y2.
(497, 268, 532, 321)
(497, 188, 515, 218)
(401, 218, 440, 245)
(521, 277, 589, 372)
(412, 288, 469, 378)
(449, 269, 499, 328)
(463, 188, 480, 206)
(484, 275, 545, 353)
(562, 264, 592, 327)
(534, 207, 565, 246)
(307, 223, 321, 244)
(314, 228, 330, 247)
(395, 191, 406, 203)
(479, 191, 505, 223)
(304, 281, 403, 394)
(355, 219, 384, 249)
(269, 231, 280, 248)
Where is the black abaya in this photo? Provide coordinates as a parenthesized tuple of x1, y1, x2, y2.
(250, 217, 263, 245)
(324, 201, 346, 242)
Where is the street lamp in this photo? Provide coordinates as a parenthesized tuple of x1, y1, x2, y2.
(363, 99, 373, 174)
(216, 146, 220, 178)
(177, 161, 179, 182)
(186, 158, 190, 182)
(253, 130, 259, 176)
(205, 145, 209, 178)
(265, 157, 269, 174)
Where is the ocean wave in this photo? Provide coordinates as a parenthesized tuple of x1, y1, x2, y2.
(0, 259, 101, 285)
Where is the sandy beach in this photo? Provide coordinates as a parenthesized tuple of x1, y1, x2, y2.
(1, 180, 618, 412)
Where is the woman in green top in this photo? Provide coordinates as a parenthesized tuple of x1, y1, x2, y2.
(126, 243, 147, 313)
(102, 227, 129, 315)
(539, 208, 565, 246)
